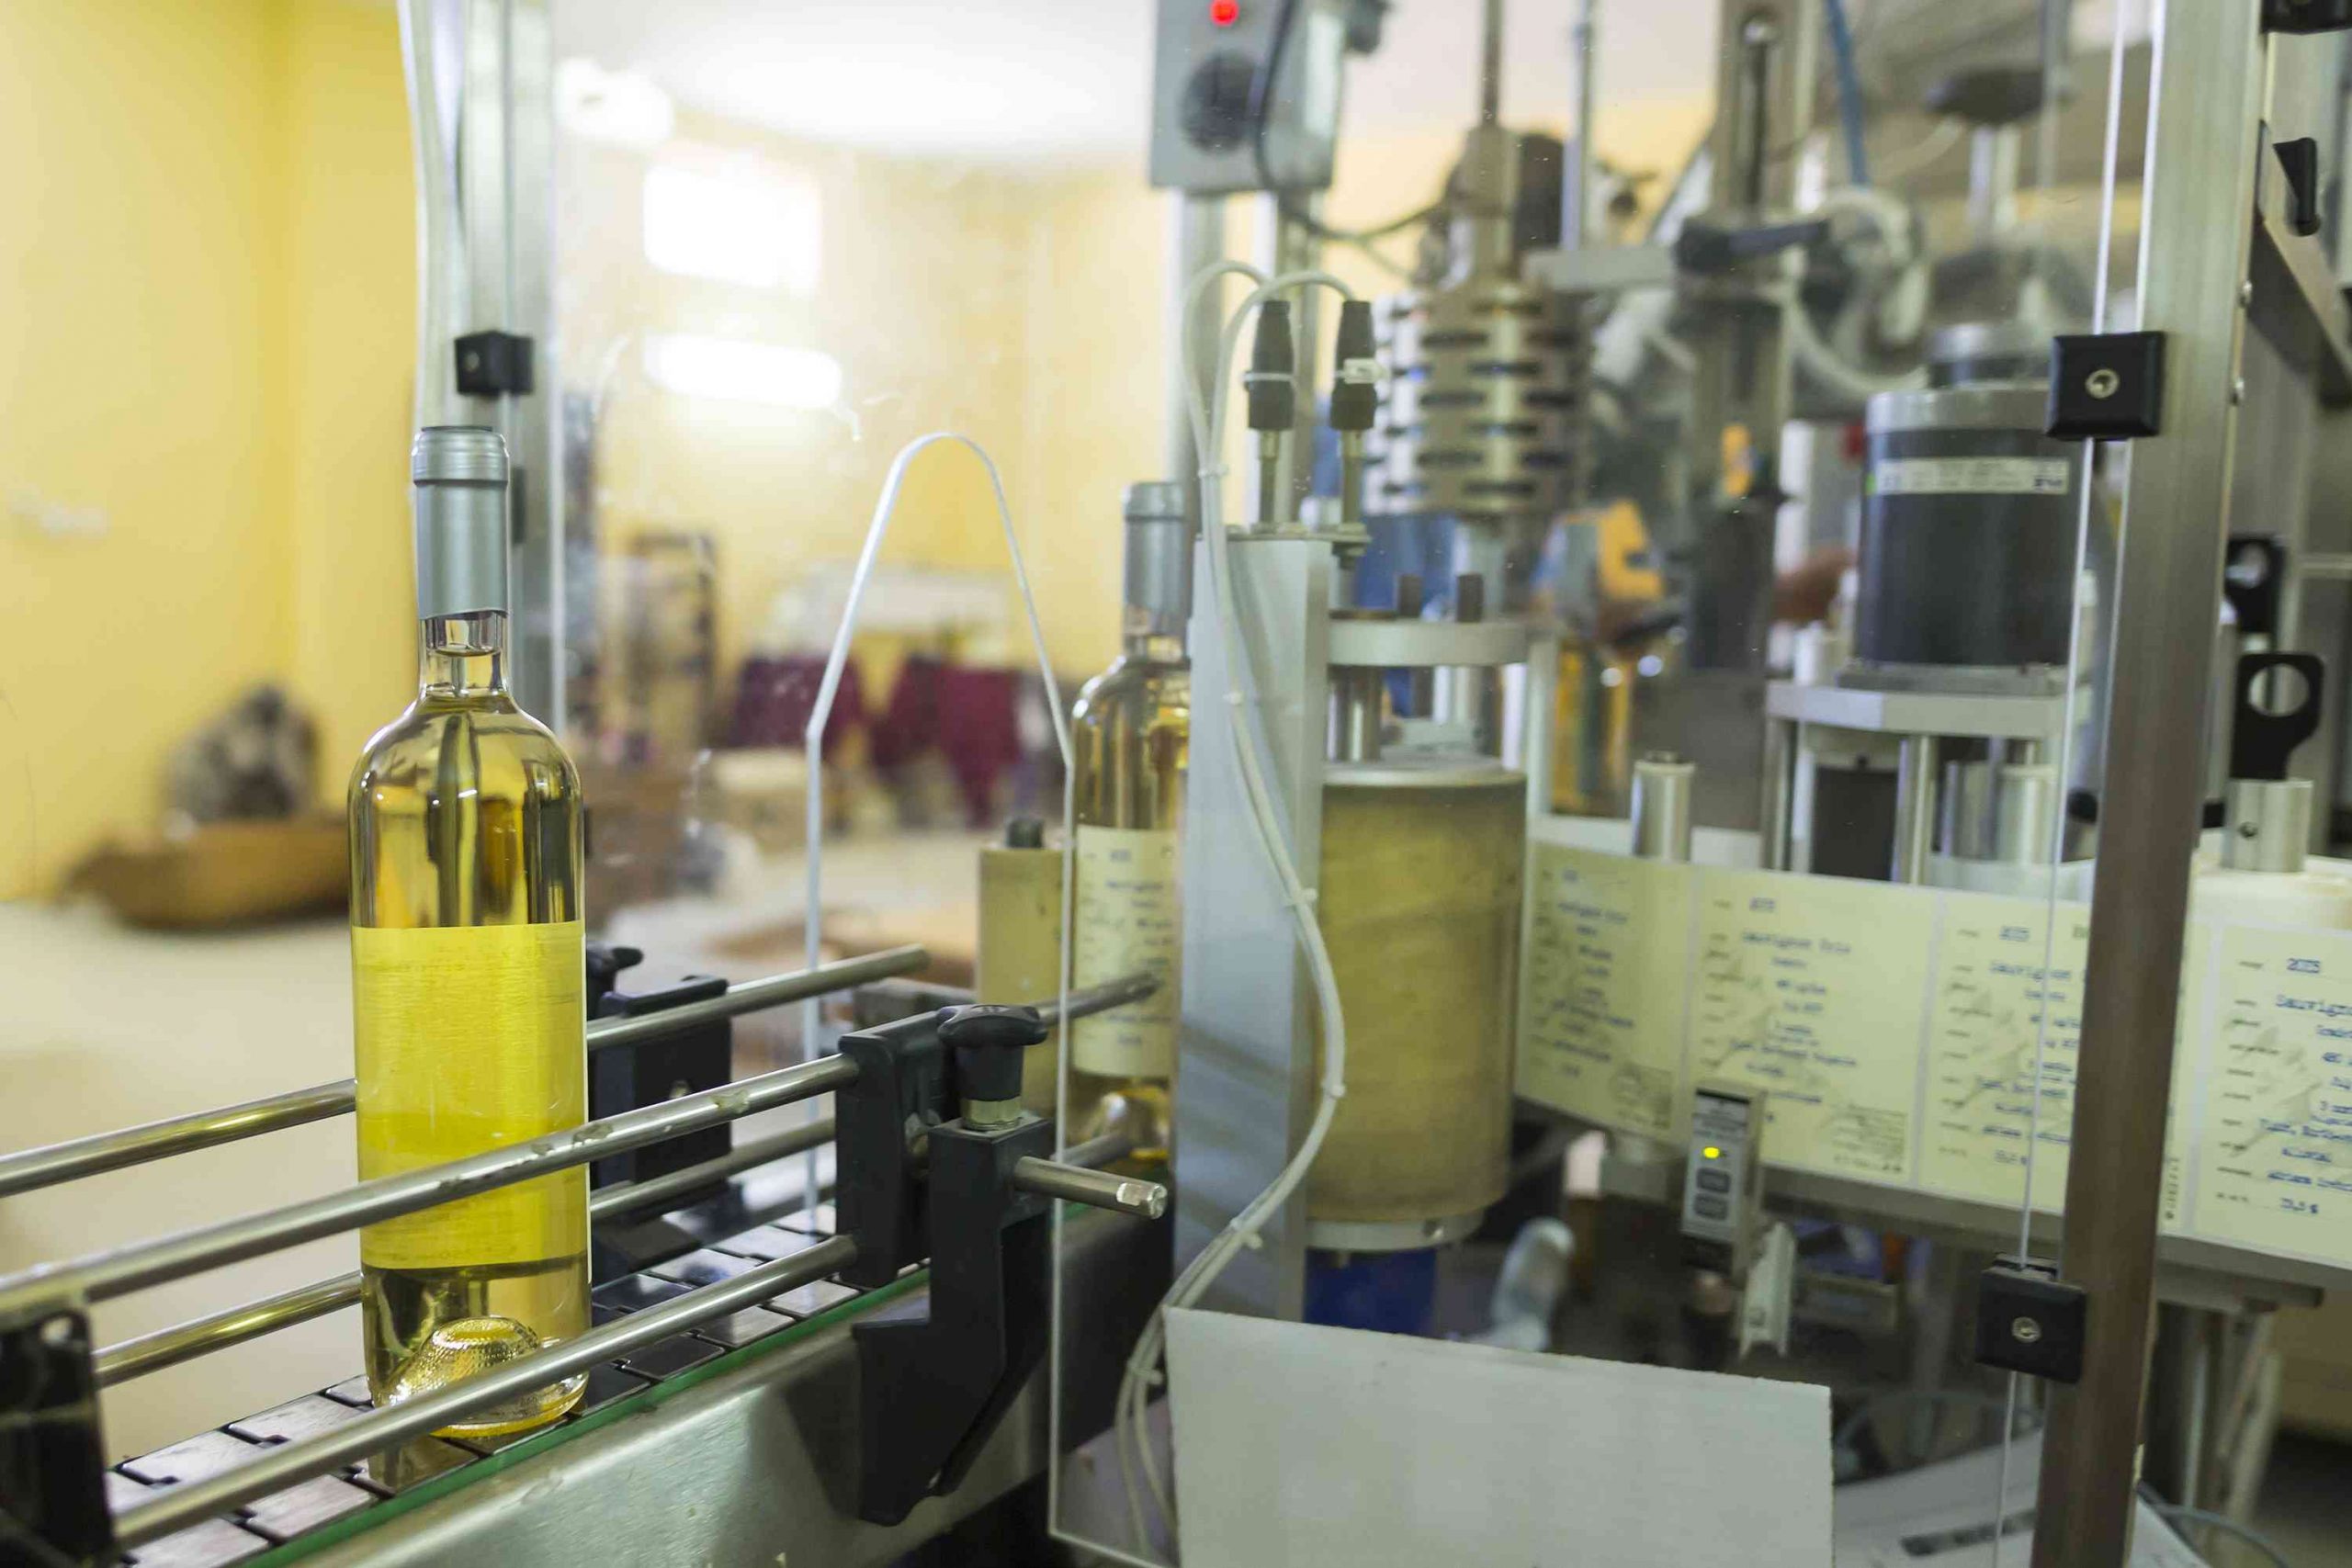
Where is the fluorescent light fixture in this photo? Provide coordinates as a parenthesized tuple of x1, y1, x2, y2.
(555, 58, 674, 151)
(642, 155, 821, 293)
(641, 333, 842, 411)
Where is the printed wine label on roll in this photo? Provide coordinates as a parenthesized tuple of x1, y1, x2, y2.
(1072, 826, 1181, 1078)
(353, 919, 588, 1270)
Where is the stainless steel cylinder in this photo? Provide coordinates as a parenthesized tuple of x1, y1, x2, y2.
(1891, 735, 1939, 884)
(1631, 752, 1695, 862)
(1010, 1156, 1168, 1219)
(2222, 778, 2312, 874)
(1993, 762, 2061, 864)
(1943, 758, 1997, 861)
(1330, 667, 1386, 762)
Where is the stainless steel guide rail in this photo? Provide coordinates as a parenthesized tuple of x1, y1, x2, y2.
(0, 1055, 859, 1313)
(0, 945, 928, 1201)
(108, 1237, 861, 1552)
(0, 968, 1159, 1564)
(0, 972, 1150, 1314)
(92, 1117, 843, 1386)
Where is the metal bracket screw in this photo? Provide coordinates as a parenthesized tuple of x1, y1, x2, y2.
(2011, 1315, 2044, 1345)
(2085, 368, 2120, 400)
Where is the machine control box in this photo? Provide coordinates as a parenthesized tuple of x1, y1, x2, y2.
(1148, 0, 1346, 193)
(1681, 1085, 1765, 1279)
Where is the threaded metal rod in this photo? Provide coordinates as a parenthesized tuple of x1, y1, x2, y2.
(110, 1236, 859, 1551)
(0, 945, 926, 1201)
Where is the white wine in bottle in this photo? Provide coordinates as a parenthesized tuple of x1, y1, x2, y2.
(1069, 482, 1191, 1164)
(348, 426, 589, 1438)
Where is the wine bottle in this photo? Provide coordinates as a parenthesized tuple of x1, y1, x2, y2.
(348, 426, 589, 1437)
(1069, 482, 1191, 1163)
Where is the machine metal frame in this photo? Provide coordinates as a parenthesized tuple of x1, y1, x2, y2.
(2035, 9, 2270, 1559)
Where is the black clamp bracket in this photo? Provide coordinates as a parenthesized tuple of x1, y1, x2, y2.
(0, 1293, 111, 1568)
(2223, 536, 2288, 645)
(834, 1003, 1165, 1526)
(2266, 0, 2352, 34)
(1973, 1258, 2086, 1384)
(2047, 331, 2165, 441)
(2230, 650, 2327, 783)
(454, 330, 536, 398)
(1672, 215, 1831, 277)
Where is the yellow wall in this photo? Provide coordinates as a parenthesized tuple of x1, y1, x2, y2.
(279, 0, 421, 795)
(0, 0, 413, 901)
(0, 0, 290, 900)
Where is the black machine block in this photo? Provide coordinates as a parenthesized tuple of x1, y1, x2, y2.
(2046, 331, 2165, 440)
(0, 1301, 111, 1566)
(453, 330, 536, 398)
(2276, 136, 2324, 237)
(853, 1119, 1056, 1526)
(830, 1002, 1088, 1526)
(1973, 1259, 2086, 1384)
(2228, 650, 2326, 783)
(2223, 536, 2287, 643)
(2267, 0, 2352, 33)
(586, 944, 732, 1198)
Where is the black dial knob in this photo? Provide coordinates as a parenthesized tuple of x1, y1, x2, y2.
(1182, 51, 1261, 152)
(935, 1004, 1048, 1104)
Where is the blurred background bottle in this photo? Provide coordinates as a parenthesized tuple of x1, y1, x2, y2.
(1068, 482, 1192, 1165)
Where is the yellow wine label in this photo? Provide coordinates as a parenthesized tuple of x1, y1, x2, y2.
(1071, 825, 1181, 1077)
(353, 920, 588, 1271)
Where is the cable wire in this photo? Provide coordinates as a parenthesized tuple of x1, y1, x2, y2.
(2148, 1505, 2297, 1568)
(1253, 0, 1442, 277)
(1109, 261, 1361, 1562)
(1823, 0, 1871, 187)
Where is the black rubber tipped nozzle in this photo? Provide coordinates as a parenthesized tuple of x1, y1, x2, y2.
(1329, 300, 1379, 433)
(1246, 300, 1296, 434)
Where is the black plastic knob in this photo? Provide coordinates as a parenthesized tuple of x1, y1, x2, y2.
(935, 1004, 1048, 1104)
(1181, 52, 1261, 152)
(1247, 301, 1295, 434)
(1329, 300, 1378, 433)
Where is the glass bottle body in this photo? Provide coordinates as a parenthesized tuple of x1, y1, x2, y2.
(348, 610, 590, 1437)
(1069, 633, 1190, 1163)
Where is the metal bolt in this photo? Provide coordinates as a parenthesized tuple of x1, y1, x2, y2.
(2239, 820, 2261, 840)
(2233, 377, 2247, 405)
(2084, 368, 2120, 400)
(2011, 1315, 2044, 1345)
(2240, 280, 2256, 307)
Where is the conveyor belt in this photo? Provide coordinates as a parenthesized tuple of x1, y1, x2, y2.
(106, 1196, 902, 1567)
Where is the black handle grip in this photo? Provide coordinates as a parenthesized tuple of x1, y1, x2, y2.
(936, 1004, 1048, 1104)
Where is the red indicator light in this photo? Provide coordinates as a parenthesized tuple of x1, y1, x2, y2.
(1210, 0, 1240, 26)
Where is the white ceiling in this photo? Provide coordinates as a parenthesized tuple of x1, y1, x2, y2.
(552, 0, 1722, 164)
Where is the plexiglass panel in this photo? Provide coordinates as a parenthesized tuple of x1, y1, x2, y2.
(10, 2, 2352, 1564)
